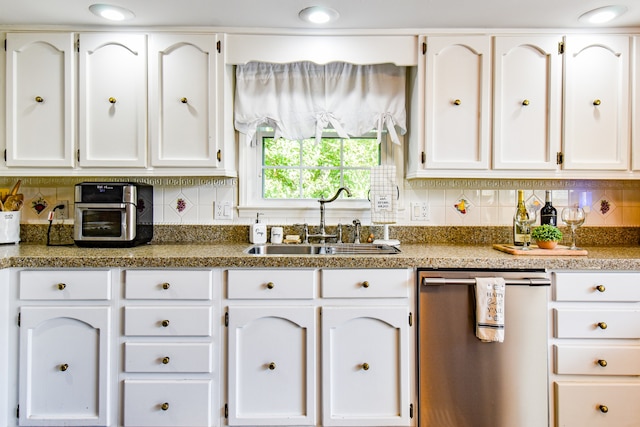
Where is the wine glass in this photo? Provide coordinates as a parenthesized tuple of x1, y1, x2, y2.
(515, 207, 537, 250)
(561, 206, 586, 250)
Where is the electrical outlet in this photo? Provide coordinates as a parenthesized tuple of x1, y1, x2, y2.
(55, 200, 69, 220)
(214, 200, 233, 220)
(411, 202, 429, 221)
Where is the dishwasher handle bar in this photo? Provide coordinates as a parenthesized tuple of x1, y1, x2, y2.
(422, 277, 551, 287)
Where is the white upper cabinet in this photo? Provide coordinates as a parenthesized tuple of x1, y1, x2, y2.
(493, 36, 562, 170)
(411, 35, 491, 174)
(148, 34, 221, 168)
(562, 35, 630, 171)
(78, 33, 147, 168)
(5, 33, 75, 167)
(632, 36, 640, 171)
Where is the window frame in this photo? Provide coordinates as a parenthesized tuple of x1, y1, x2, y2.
(237, 128, 404, 221)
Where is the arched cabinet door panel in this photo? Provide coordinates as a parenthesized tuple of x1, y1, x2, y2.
(18, 306, 111, 426)
(563, 35, 630, 171)
(227, 306, 316, 426)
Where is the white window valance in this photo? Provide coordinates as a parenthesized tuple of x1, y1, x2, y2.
(234, 62, 407, 145)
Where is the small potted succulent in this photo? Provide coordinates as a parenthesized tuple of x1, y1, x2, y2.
(531, 224, 563, 249)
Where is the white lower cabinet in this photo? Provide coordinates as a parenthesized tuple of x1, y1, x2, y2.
(123, 380, 213, 427)
(225, 268, 415, 427)
(550, 271, 640, 427)
(122, 269, 217, 427)
(16, 269, 113, 426)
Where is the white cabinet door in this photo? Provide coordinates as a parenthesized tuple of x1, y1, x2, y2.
(563, 35, 630, 171)
(632, 36, 640, 171)
(493, 36, 562, 170)
(148, 34, 221, 167)
(422, 35, 491, 170)
(18, 306, 111, 426)
(78, 33, 147, 167)
(322, 307, 410, 426)
(5, 33, 75, 167)
(227, 306, 316, 426)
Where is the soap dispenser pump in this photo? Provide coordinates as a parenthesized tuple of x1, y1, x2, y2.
(250, 213, 267, 244)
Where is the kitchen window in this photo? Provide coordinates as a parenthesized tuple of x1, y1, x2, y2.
(260, 127, 381, 200)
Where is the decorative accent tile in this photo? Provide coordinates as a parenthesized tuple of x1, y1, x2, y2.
(526, 194, 543, 213)
(30, 194, 49, 216)
(169, 193, 193, 216)
(454, 195, 472, 215)
(594, 197, 616, 218)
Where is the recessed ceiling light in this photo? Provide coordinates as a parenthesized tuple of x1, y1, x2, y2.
(578, 5, 627, 24)
(299, 6, 339, 24)
(89, 4, 135, 21)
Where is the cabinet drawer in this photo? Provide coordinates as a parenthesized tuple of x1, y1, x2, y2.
(125, 270, 212, 300)
(555, 345, 640, 375)
(124, 307, 212, 336)
(19, 269, 111, 300)
(555, 382, 640, 426)
(321, 269, 410, 298)
(123, 380, 211, 427)
(554, 309, 640, 339)
(554, 272, 640, 302)
(227, 269, 315, 299)
(124, 343, 212, 373)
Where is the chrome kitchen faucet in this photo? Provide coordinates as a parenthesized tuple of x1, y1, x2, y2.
(307, 187, 352, 244)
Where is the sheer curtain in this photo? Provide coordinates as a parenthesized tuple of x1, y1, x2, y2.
(234, 62, 406, 145)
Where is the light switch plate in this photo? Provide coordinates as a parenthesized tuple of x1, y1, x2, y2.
(411, 202, 429, 221)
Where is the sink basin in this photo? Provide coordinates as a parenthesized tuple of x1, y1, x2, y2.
(245, 243, 401, 255)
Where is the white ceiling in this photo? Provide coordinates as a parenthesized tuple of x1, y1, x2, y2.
(0, 0, 639, 30)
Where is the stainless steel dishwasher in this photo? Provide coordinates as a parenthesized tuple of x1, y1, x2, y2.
(417, 268, 551, 427)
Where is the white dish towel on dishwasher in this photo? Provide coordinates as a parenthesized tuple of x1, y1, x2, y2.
(475, 277, 506, 342)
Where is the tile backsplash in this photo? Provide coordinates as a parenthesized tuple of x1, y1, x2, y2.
(3, 177, 640, 227)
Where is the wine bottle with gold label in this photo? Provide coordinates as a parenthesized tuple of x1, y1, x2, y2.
(513, 190, 528, 246)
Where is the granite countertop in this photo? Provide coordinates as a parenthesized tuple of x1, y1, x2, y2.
(1, 243, 640, 270)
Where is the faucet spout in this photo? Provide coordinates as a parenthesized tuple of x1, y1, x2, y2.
(308, 187, 352, 244)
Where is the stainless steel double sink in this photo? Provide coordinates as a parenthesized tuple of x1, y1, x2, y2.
(245, 243, 401, 255)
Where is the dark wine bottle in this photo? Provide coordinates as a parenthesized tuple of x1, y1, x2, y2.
(540, 190, 557, 226)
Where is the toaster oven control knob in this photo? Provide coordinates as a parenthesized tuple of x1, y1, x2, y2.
(162, 357, 170, 365)
(161, 320, 170, 327)
(596, 284, 606, 292)
(108, 97, 117, 104)
(597, 322, 608, 330)
(57, 283, 66, 290)
(162, 282, 171, 290)
(161, 402, 170, 411)
(597, 359, 608, 367)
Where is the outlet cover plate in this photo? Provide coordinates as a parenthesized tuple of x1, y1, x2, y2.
(411, 202, 429, 221)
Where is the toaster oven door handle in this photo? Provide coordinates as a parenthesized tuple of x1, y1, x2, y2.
(76, 203, 131, 209)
